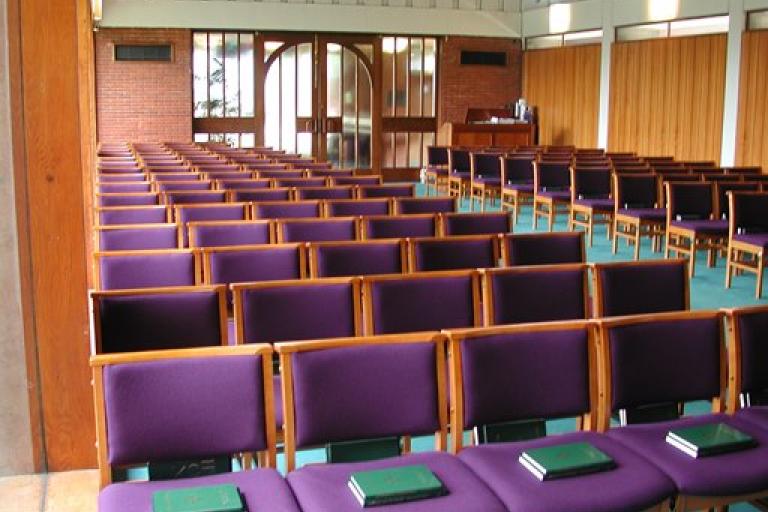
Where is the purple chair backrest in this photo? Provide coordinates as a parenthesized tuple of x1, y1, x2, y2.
(326, 199, 390, 217)
(535, 162, 571, 191)
(150, 173, 202, 182)
(98, 206, 168, 226)
(274, 178, 326, 188)
(163, 191, 227, 205)
(98, 183, 152, 194)
(155, 181, 212, 192)
(202, 172, 250, 181)
(98, 193, 159, 207)
(395, 197, 456, 215)
(233, 279, 358, 343)
(93, 286, 225, 353)
(593, 260, 688, 317)
(615, 174, 658, 208)
(100, 350, 269, 465)
(504, 232, 584, 266)
(472, 153, 502, 179)
(501, 157, 535, 184)
(332, 176, 381, 186)
(485, 265, 588, 325)
(189, 221, 271, 248)
(427, 146, 449, 166)
(442, 212, 510, 236)
(216, 179, 272, 190)
(358, 185, 414, 198)
(363, 272, 478, 334)
(98, 224, 179, 251)
(310, 241, 405, 278)
(715, 183, 760, 219)
(98, 174, 146, 182)
(449, 148, 471, 173)
(666, 182, 714, 220)
(453, 323, 592, 429)
(296, 186, 354, 200)
(730, 192, 768, 233)
(175, 204, 248, 247)
(97, 251, 197, 290)
(284, 338, 442, 447)
(572, 168, 611, 199)
(253, 201, 321, 220)
(231, 188, 292, 202)
(278, 218, 357, 243)
(602, 313, 722, 412)
(257, 170, 304, 179)
(411, 236, 497, 272)
(204, 245, 303, 291)
(730, 307, 768, 395)
(363, 215, 435, 239)
(309, 169, 354, 178)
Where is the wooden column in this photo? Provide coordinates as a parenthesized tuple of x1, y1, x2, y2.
(7, 0, 96, 470)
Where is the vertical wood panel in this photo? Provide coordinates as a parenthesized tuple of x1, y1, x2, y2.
(736, 31, 768, 171)
(9, 0, 95, 469)
(523, 44, 601, 147)
(608, 34, 726, 161)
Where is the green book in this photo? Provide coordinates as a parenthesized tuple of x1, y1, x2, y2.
(326, 436, 401, 464)
(519, 442, 616, 481)
(152, 484, 244, 512)
(666, 422, 756, 458)
(348, 464, 447, 507)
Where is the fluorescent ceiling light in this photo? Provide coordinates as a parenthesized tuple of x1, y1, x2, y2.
(648, 0, 679, 22)
(549, 3, 572, 34)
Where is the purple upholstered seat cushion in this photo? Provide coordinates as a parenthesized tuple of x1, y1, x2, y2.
(607, 414, 768, 496)
(596, 261, 686, 317)
(287, 451, 506, 512)
(232, 189, 291, 202)
(365, 216, 436, 239)
(99, 194, 159, 207)
(99, 253, 196, 290)
(574, 198, 614, 211)
(412, 238, 496, 272)
(443, 213, 510, 236)
(291, 343, 439, 446)
(104, 355, 266, 464)
(208, 247, 302, 289)
(98, 183, 152, 193)
(670, 219, 728, 235)
(99, 207, 168, 225)
(97, 291, 222, 353)
(164, 191, 226, 205)
(505, 234, 584, 266)
(253, 202, 320, 219)
(617, 208, 667, 221)
(99, 469, 300, 512)
(369, 275, 475, 334)
(536, 190, 570, 201)
(315, 242, 402, 277)
(99, 226, 178, 251)
(240, 282, 355, 343)
(489, 268, 586, 325)
(458, 431, 675, 512)
(280, 219, 357, 243)
(327, 200, 390, 217)
(733, 233, 768, 248)
(177, 205, 247, 246)
(397, 198, 456, 215)
(190, 222, 270, 248)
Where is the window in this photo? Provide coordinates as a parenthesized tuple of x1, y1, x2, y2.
(193, 32, 255, 119)
(748, 10, 768, 31)
(526, 30, 603, 50)
(616, 15, 729, 41)
(194, 133, 255, 148)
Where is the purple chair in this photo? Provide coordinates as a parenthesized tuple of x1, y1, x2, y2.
(150, 172, 202, 182)
(201, 171, 250, 181)
(362, 271, 480, 335)
(216, 178, 272, 190)
(532, 161, 572, 232)
(599, 311, 768, 510)
(97, 206, 168, 226)
(482, 264, 589, 325)
(358, 184, 415, 199)
(97, 224, 179, 251)
(256, 170, 305, 179)
(569, 167, 614, 247)
(502, 232, 585, 266)
(189, 220, 272, 248)
(230, 188, 292, 202)
(448, 322, 676, 512)
(470, 152, 502, 212)
(98, 193, 159, 207)
(362, 214, 436, 239)
(92, 345, 301, 512)
(91, 285, 227, 353)
(308, 169, 354, 178)
(714, 181, 760, 220)
(424, 146, 450, 196)
(725, 306, 768, 426)
(96, 250, 197, 290)
(232, 278, 360, 344)
(500, 156, 535, 225)
(394, 197, 457, 215)
(162, 191, 227, 205)
(294, 161, 333, 170)
(331, 176, 381, 186)
(591, 259, 689, 317)
(173, 203, 249, 247)
(296, 186, 354, 200)
(409, 236, 498, 272)
(274, 177, 326, 189)
(325, 198, 390, 217)
(448, 148, 472, 198)
(278, 335, 508, 512)
(612, 174, 665, 260)
(726, 192, 768, 298)
(308, 240, 407, 278)
(276, 218, 358, 243)
(154, 180, 213, 192)
(98, 182, 152, 194)
(253, 200, 321, 220)
(97, 174, 147, 182)
(441, 212, 511, 236)
(201, 245, 305, 292)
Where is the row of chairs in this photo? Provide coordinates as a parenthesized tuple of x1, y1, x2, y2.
(90, 258, 687, 353)
(97, 174, 380, 191)
(93, 231, 586, 290)
(92, 306, 768, 511)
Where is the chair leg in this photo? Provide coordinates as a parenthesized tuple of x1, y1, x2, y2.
(725, 246, 734, 288)
(689, 243, 696, 279)
(588, 214, 594, 247)
(512, 195, 519, 225)
(757, 252, 765, 299)
(481, 190, 487, 213)
(547, 203, 555, 232)
(533, 200, 539, 230)
(633, 224, 641, 260)
(664, 233, 671, 259)
(612, 221, 620, 254)
(567, 207, 574, 231)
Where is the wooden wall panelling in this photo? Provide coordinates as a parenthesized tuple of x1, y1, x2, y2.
(8, 0, 96, 469)
(608, 34, 727, 162)
(736, 30, 768, 172)
(523, 44, 601, 148)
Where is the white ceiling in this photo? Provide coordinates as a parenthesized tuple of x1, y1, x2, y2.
(520, 0, 590, 10)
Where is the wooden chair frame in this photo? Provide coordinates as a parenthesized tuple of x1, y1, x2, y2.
(500, 156, 535, 226)
(94, 205, 170, 227)
(481, 264, 590, 325)
(425, 165, 449, 196)
(97, 181, 153, 193)
(93, 223, 180, 252)
(407, 234, 501, 272)
(200, 243, 307, 286)
(93, 249, 203, 290)
(275, 332, 448, 471)
(90, 344, 277, 488)
(172, 203, 251, 247)
(323, 198, 393, 218)
(148, 172, 203, 182)
(89, 284, 229, 354)
(231, 276, 362, 345)
(725, 192, 768, 298)
(294, 186, 356, 201)
(160, 190, 228, 206)
(437, 212, 512, 237)
(721, 305, 768, 415)
(226, 187, 294, 203)
(251, 200, 322, 220)
(272, 177, 330, 189)
(589, 259, 690, 318)
(187, 219, 274, 249)
(356, 184, 417, 200)
(469, 153, 502, 212)
(568, 167, 614, 247)
(532, 162, 572, 232)
(307, 239, 408, 278)
(500, 232, 586, 267)
(611, 174, 665, 260)
(274, 216, 361, 243)
(361, 270, 482, 335)
(359, 213, 437, 240)
(96, 192, 161, 207)
(152, 180, 214, 193)
(329, 176, 384, 187)
(213, 178, 272, 190)
(393, 196, 459, 216)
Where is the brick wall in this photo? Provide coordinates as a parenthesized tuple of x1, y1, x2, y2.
(95, 28, 192, 143)
(438, 36, 523, 126)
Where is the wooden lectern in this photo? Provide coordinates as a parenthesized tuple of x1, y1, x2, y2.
(438, 108, 536, 147)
